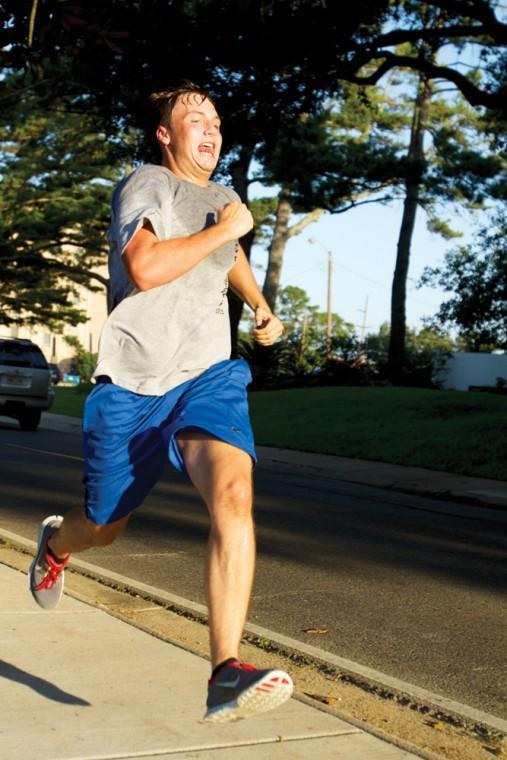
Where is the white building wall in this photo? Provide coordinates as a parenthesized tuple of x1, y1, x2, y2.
(436, 351, 507, 391)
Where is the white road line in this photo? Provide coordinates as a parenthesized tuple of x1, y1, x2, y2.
(3, 443, 83, 462)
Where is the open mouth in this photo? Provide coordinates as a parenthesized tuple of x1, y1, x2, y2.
(198, 142, 215, 156)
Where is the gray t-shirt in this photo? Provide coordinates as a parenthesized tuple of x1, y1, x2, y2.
(92, 164, 240, 395)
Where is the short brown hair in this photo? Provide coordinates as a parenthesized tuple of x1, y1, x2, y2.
(149, 80, 214, 128)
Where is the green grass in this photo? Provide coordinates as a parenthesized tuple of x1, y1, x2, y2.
(51, 383, 92, 417)
(249, 386, 507, 481)
(52, 384, 507, 480)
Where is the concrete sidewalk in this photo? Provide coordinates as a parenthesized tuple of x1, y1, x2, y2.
(0, 562, 420, 760)
(41, 412, 507, 510)
(258, 446, 507, 510)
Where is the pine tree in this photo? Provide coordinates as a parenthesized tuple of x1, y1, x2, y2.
(387, 32, 505, 380)
(0, 75, 125, 329)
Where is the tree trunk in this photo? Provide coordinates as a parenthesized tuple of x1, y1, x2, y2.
(252, 187, 323, 376)
(228, 149, 253, 356)
(262, 186, 292, 311)
(251, 186, 292, 378)
(388, 72, 432, 383)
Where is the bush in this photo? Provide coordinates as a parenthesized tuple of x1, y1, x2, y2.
(63, 336, 98, 384)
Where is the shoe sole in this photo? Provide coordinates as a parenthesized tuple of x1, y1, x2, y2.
(203, 670, 294, 723)
(29, 515, 65, 610)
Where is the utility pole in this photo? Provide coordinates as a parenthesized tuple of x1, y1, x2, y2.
(358, 295, 369, 356)
(309, 238, 334, 359)
(298, 313, 308, 367)
(326, 249, 333, 359)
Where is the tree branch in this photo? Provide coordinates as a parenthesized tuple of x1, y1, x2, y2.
(43, 260, 109, 289)
(27, 0, 39, 47)
(328, 195, 397, 215)
(0, 196, 82, 212)
(287, 208, 325, 238)
(371, 23, 506, 48)
(344, 52, 505, 109)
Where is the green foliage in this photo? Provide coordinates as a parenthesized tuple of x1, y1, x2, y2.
(414, 90, 506, 213)
(240, 286, 456, 389)
(63, 336, 98, 384)
(372, 73, 507, 234)
(425, 211, 462, 240)
(255, 103, 403, 214)
(248, 197, 278, 245)
(238, 285, 357, 387)
(276, 285, 355, 370)
(367, 322, 455, 386)
(1, 1, 392, 163)
(2, 2, 505, 358)
(386, 54, 505, 382)
(420, 213, 507, 351)
(0, 72, 123, 329)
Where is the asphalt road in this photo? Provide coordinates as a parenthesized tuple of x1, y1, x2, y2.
(1, 419, 506, 718)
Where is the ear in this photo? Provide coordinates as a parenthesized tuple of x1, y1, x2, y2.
(156, 124, 170, 146)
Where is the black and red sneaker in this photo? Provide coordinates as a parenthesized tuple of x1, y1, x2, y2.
(204, 660, 293, 723)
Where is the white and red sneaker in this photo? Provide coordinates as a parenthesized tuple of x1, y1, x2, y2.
(29, 516, 70, 610)
(204, 660, 293, 723)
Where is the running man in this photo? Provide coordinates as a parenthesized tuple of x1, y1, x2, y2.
(29, 81, 293, 723)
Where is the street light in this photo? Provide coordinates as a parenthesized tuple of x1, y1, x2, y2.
(308, 237, 334, 359)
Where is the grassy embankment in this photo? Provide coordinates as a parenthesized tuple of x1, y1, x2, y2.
(51, 384, 507, 481)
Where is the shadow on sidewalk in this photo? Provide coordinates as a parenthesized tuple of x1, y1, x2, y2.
(0, 659, 91, 705)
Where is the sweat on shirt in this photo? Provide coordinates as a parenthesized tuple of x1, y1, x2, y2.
(92, 164, 240, 395)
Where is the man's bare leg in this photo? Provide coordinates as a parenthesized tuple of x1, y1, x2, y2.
(176, 430, 255, 668)
(48, 508, 130, 558)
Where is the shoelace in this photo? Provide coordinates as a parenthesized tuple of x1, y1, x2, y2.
(35, 550, 70, 591)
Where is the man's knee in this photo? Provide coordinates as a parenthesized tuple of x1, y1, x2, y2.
(209, 474, 253, 520)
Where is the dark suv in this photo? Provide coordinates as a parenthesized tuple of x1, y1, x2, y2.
(0, 338, 54, 430)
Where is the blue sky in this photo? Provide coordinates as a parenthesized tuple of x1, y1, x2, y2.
(248, 186, 479, 336)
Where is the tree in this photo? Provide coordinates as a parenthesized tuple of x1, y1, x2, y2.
(2, 0, 505, 343)
(367, 321, 455, 385)
(238, 285, 356, 385)
(388, 66, 433, 382)
(3, 1, 505, 111)
(254, 88, 404, 312)
(419, 213, 507, 351)
(251, 56, 503, 381)
(386, 11, 505, 381)
(63, 336, 98, 383)
(0, 74, 123, 329)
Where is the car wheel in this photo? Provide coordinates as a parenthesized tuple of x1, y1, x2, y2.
(19, 409, 41, 431)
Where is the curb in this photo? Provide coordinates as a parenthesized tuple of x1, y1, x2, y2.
(257, 448, 507, 512)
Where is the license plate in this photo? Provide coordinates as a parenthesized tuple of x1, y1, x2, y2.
(5, 375, 25, 386)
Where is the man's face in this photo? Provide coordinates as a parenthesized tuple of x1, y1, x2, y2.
(164, 93, 222, 179)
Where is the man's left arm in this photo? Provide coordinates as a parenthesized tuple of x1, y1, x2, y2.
(228, 245, 283, 346)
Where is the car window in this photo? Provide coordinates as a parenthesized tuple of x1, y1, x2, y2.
(0, 342, 48, 369)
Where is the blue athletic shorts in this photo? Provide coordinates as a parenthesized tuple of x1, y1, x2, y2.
(82, 358, 257, 525)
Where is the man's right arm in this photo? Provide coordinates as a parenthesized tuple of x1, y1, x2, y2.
(123, 202, 253, 292)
